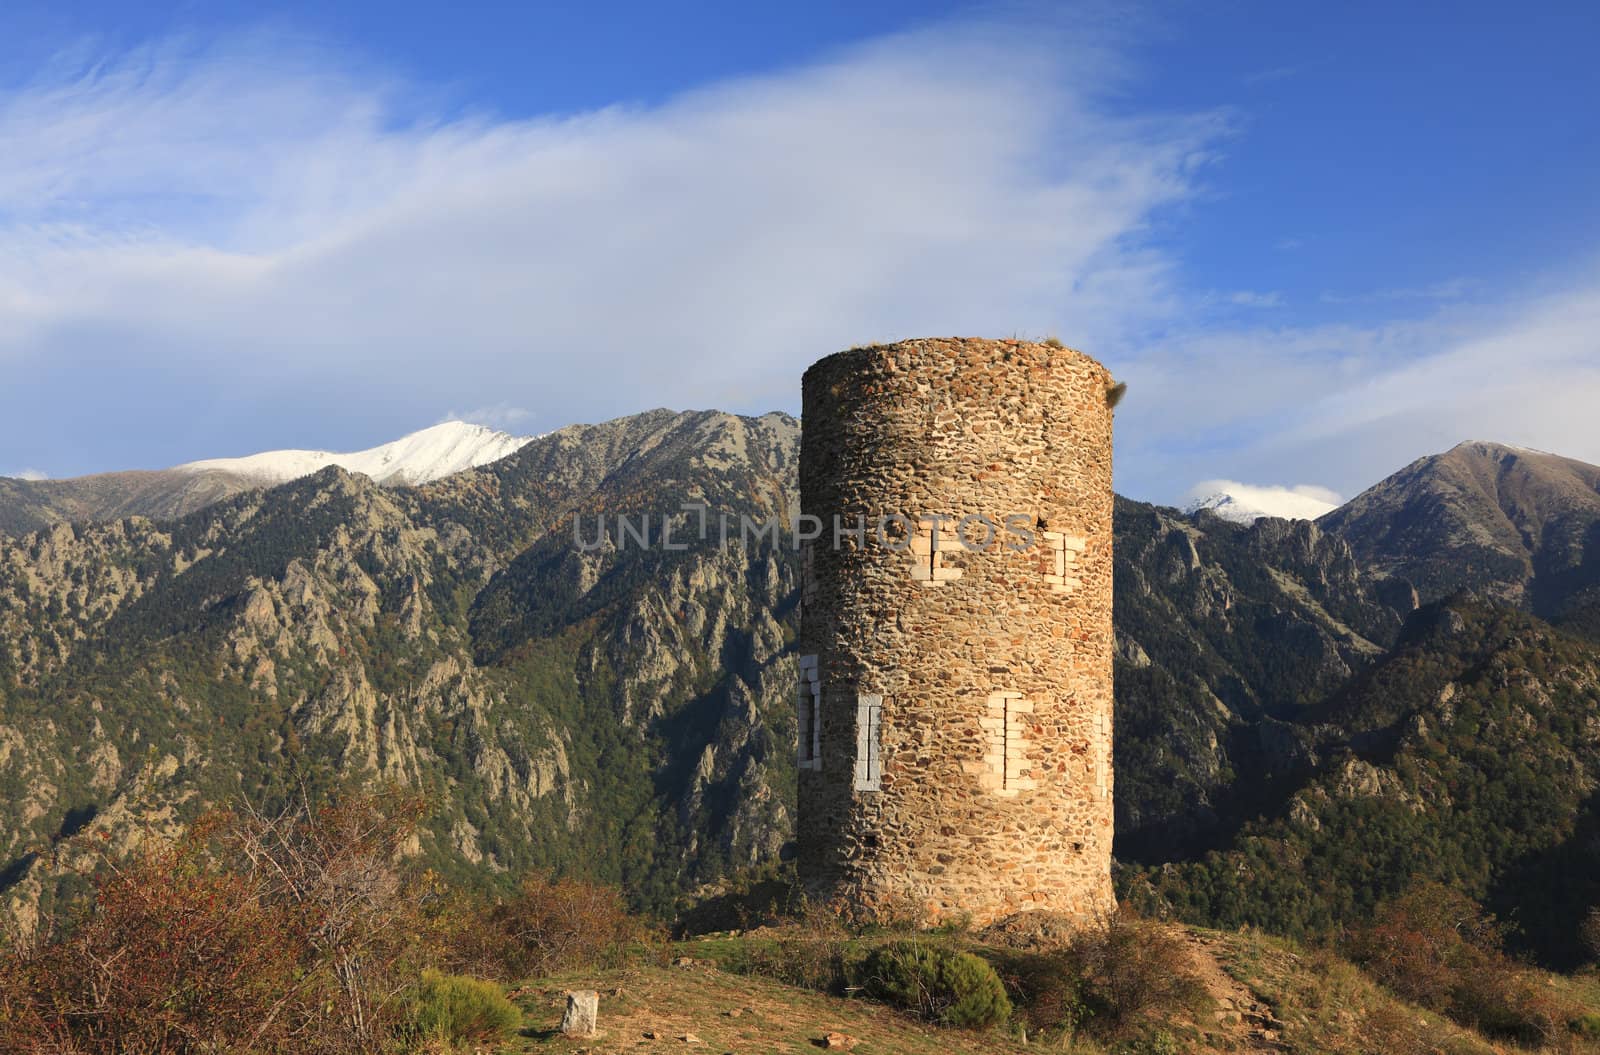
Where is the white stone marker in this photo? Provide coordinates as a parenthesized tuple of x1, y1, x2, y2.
(561, 990, 599, 1037)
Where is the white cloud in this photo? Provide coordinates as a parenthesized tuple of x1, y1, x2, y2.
(1319, 278, 1475, 305)
(437, 404, 534, 432)
(1278, 276, 1600, 459)
(1113, 264, 1600, 503)
(0, 21, 1223, 466)
(6, 20, 1594, 507)
(7, 469, 48, 481)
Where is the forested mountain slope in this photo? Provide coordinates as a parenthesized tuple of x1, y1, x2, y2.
(1125, 599, 1600, 966)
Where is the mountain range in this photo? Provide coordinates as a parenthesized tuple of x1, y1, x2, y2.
(0, 421, 533, 535)
(1, 413, 1597, 964)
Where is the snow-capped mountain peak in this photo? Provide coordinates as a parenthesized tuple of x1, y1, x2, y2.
(177, 421, 534, 487)
(1183, 479, 1343, 524)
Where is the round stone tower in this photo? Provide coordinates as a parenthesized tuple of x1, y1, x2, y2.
(796, 337, 1117, 925)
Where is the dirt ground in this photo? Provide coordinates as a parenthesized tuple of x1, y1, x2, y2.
(511, 957, 1031, 1055)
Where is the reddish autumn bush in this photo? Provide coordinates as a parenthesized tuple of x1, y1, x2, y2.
(446, 871, 638, 981)
(0, 787, 438, 1055)
(1344, 883, 1495, 1010)
(0, 845, 305, 1052)
(1346, 882, 1578, 1046)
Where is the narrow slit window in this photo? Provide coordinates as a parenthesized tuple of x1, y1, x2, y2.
(982, 692, 1035, 797)
(1040, 531, 1087, 595)
(854, 694, 883, 791)
(797, 655, 821, 770)
(799, 541, 817, 619)
(909, 516, 963, 586)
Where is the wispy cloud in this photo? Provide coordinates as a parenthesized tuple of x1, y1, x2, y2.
(5, 19, 1596, 506)
(1114, 264, 1600, 501)
(1243, 65, 1301, 86)
(1226, 290, 1282, 308)
(5, 469, 49, 481)
(0, 21, 1224, 473)
(438, 404, 534, 432)
(1319, 278, 1475, 305)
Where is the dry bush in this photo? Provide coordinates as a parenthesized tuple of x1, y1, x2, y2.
(1051, 911, 1211, 1039)
(0, 845, 306, 1052)
(215, 786, 434, 1046)
(1345, 883, 1500, 1010)
(729, 905, 856, 993)
(447, 871, 637, 981)
(1583, 907, 1600, 964)
(0, 787, 436, 1055)
(1346, 882, 1580, 1047)
(1001, 911, 1208, 1042)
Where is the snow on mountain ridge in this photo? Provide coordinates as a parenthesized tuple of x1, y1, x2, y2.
(1183, 479, 1343, 524)
(177, 421, 534, 486)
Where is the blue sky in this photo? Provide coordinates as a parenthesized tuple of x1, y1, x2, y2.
(1, 1, 1597, 506)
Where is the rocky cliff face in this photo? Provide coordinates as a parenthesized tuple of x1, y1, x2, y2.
(0, 409, 800, 920)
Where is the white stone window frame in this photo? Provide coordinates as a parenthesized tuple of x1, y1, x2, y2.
(797, 654, 822, 770)
(854, 694, 884, 792)
(1096, 711, 1110, 800)
(1041, 531, 1087, 595)
(981, 692, 1036, 797)
(909, 516, 964, 586)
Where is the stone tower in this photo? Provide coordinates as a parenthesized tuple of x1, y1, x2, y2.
(796, 337, 1117, 925)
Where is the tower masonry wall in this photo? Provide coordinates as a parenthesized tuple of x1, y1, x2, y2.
(796, 336, 1116, 925)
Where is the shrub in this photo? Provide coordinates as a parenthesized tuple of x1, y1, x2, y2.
(1572, 1012, 1600, 1040)
(0, 788, 434, 1055)
(0, 845, 305, 1053)
(731, 909, 855, 993)
(1347, 883, 1579, 1046)
(449, 871, 635, 981)
(1582, 907, 1600, 963)
(1449, 965, 1566, 1046)
(1050, 912, 1210, 1039)
(673, 863, 802, 936)
(861, 940, 1011, 1028)
(405, 970, 521, 1047)
(1115, 1030, 1180, 1055)
(1345, 882, 1500, 1010)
